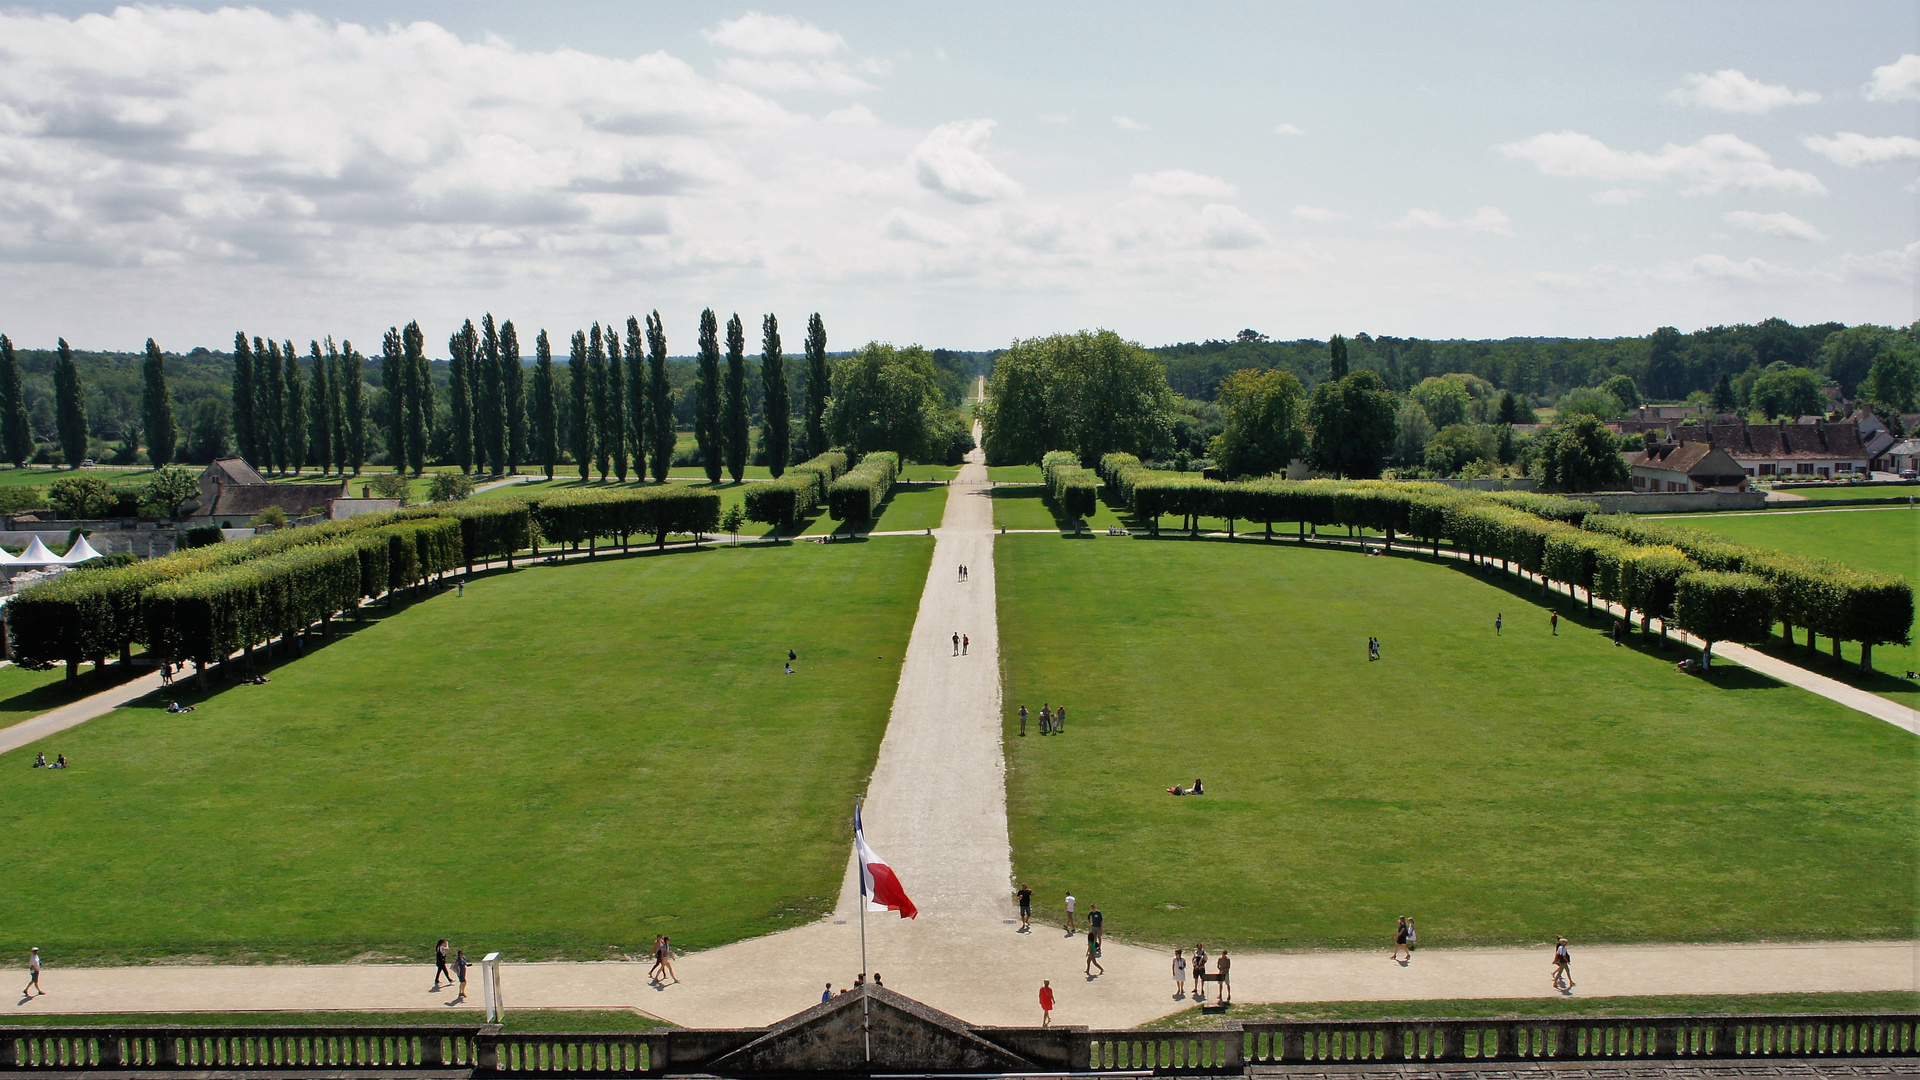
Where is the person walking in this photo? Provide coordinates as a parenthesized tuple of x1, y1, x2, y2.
(1040, 704, 1052, 734)
(1088, 904, 1102, 939)
(648, 935, 667, 982)
(22, 947, 42, 998)
(1552, 937, 1573, 990)
(1038, 980, 1055, 1026)
(1063, 891, 1077, 935)
(1550, 611, 1559, 636)
(952, 632, 960, 656)
(457, 579, 465, 597)
(450, 949, 469, 1005)
(1406, 917, 1418, 956)
(1016, 884, 1033, 931)
(1391, 916, 1410, 962)
(432, 938, 454, 991)
(1612, 619, 1623, 646)
(658, 936, 678, 984)
(1192, 945, 1208, 1002)
(1019, 705, 1028, 737)
(1368, 636, 1379, 661)
(1171, 949, 1187, 999)
(1495, 613, 1503, 635)
(962, 634, 969, 655)
(1085, 934, 1104, 977)
(1215, 949, 1232, 1003)
(821, 982, 833, 1003)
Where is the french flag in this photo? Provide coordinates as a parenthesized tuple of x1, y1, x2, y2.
(856, 807, 917, 919)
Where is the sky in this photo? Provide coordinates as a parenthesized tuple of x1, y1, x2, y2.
(0, 1, 1914, 354)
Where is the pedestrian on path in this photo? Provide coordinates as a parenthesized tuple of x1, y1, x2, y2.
(22, 947, 42, 998)
(1215, 950, 1232, 1003)
(952, 632, 960, 656)
(962, 634, 969, 655)
(1550, 611, 1559, 636)
(657, 936, 679, 985)
(1193, 945, 1208, 1002)
(1406, 918, 1417, 955)
(1391, 916, 1409, 962)
(1085, 934, 1103, 977)
(433, 939, 454, 991)
(1088, 904, 1102, 938)
(1038, 980, 1054, 1027)
(1016, 885, 1033, 931)
(1552, 937, 1573, 991)
(1495, 613, 1503, 635)
(1019, 705, 1028, 737)
(1171, 949, 1187, 999)
(450, 949, 469, 1005)
(1064, 891, 1076, 935)
(648, 935, 667, 982)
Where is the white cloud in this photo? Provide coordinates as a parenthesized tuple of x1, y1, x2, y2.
(1837, 239, 1920, 282)
(1802, 132, 1920, 167)
(1724, 210, 1825, 242)
(1389, 207, 1514, 235)
(1273, 123, 1304, 136)
(912, 119, 1021, 203)
(1498, 131, 1826, 196)
(1291, 204, 1344, 221)
(1668, 69, 1819, 113)
(1690, 254, 1791, 281)
(823, 104, 880, 127)
(1196, 204, 1267, 249)
(882, 208, 967, 247)
(1865, 54, 1920, 103)
(1112, 115, 1146, 130)
(714, 56, 884, 94)
(1590, 188, 1643, 205)
(704, 12, 845, 56)
(1130, 170, 1237, 199)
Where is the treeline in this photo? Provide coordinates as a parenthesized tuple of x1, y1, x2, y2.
(1072, 453, 1912, 672)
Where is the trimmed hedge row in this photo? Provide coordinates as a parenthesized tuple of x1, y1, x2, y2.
(531, 486, 722, 552)
(1673, 571, 1775, 664)
(746, 450, 849, 530)
(143, 544, 365, 667)
(1040, 451, 1099, 519)
(828, 451, 899, 522)
(404, 500, 532, 569)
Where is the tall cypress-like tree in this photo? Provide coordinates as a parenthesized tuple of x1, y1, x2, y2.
(343, 340, 366, 476)
(54, 338, 88, 468)
(325, 337, 347, 473)
(232, 331, 255, 464)
(724, 313, 749, 483)
(695, 309, 723, 482)
(804, 312, 829, 459)
(261, 338, 288, 472)
(308, 342, 332, 473)
(761, 314, 789, 477)
(283, 343, 307, 474)
(502, 320, 525, 474)
(381, 327, 406, 472)
(646, 310, 674, 483)
(569, 330, 594, 480)
(533, 330, 558, 479)
(142, 338, 176, 469)
(404, 321, 429, 475)
(624, 317, 647, 481)
(588, 323, 611, 480)
(481, 314, 506, 475)
(1328, 334, 1349, 380)
(0, 335, 32, 467)
(449, 322, 474, 474)
(607, 327, 628, 482)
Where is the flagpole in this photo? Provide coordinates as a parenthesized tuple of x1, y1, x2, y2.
(857, 797, 871, 1066)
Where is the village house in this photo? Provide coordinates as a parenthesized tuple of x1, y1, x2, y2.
(1624, 441, 1751, 492)
(189, 458, 348, 524)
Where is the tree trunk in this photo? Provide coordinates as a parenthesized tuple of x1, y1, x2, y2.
(65, 657, 76, 682)
(1781, 618, 1793, 645)
(589, 535, 596, 557)
(1702, 641, 1713, 669)
(657, 528, 668, 551)
(1226, 518, 1234, 539)
(1832, 636, 1842, 660)
(121, 641, 132, 666)
(1860, 642, 1873, 673)
(196, 658, 208, 691)
(1264, 520, 1272, 540)
(1386, 528, 1394, 553)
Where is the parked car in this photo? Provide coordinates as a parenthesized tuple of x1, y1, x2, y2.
(1902, 469, 1917, 480)
(78, 458, 94, 467)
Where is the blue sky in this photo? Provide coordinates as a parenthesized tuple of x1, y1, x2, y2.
(0, 2, 1913, 353)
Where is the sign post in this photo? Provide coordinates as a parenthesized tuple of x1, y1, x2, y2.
(481, 952, 503, 1023)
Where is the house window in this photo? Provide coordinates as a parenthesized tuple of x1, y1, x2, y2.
(1758, 464, 1774, 476)
(1797, 463, 1814, 475)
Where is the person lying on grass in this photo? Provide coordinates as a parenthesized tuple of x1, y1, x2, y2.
(1167, 778, 1204, 796)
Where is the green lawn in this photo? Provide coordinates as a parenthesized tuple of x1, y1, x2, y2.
(1156, 991, 1920, 1029)
(987, 466, 1042, 483)
(0, 663, 112, 729)
(997, 536, 1916, 952)
(1656, 507, 1918, 684)
(0, 540, 932, 964)
(0, 466, 155, 488)
(991, 487, 1129, 532)
(1771, 484, 1920, 502)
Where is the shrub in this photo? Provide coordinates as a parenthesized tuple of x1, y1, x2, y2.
(368, 473, 411, 502)
(1674, 572, 1774, 666)
(530, 486, 721, 550)
(827, 451, 899, 521)
(183, 525, 225, 549)
(1040, 451, 1098, 519)
(143, 544, 365, 666)
(429, 473, 475, 502)
(49, 474, 113, 519)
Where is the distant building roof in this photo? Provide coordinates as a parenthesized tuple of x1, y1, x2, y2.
(203, 457, 266, 486)
(193, 457, 346, 520)
(1690, 418, 1870, 461)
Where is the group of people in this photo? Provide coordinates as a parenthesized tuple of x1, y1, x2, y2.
(1390, 916, 1418, 962)
(1170, 945, 1231, 1003)
(165, 701, 196, 713)
(1016, 704, 1066, 736)
(952, 632, 971, 656)
(431, 939, 472, 1004)
(1167, 778, 1203, 796)
(30, 753, 66, 769)
(820, 972, 882, 1001)
(649, 935, 678, 985)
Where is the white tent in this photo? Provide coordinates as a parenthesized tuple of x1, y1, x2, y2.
(0, 546, 17, 565)
(60, 535, 102, 563)
(14, 537, 62, 566)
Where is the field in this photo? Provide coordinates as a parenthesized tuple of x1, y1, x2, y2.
(0, 539, 933, 964)
(996, 535, 1916, 952)
(1657, 506, 1918, 684)
(1771, 485, 1920, 502)
(0, 663, 104, 728)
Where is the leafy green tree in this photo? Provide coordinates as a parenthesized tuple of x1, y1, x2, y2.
(0, 334, 31, 467)
(1306, 369, 1396, 478)
(624, 316, 646, 482)
(231, 331, 255, 463)
(1424, 423, 1498, 474)
(186, 397, 232, 465)
(978, 330, 1174, 465)
(502, 320, 525, 473)
(761, 314, 789, 476)
(283, 342, 307, 473)
(141, 338, 175, 470)
(724, 313, 749, 482)
(533, 329, 559, 479)
(1644, 325, 1685, 399)
(1557, 386, 1623, 420)
(569, 329, 594, 480)
(143, 465, 197, 517)
(49, 473, 111, 517)
(695, 309, 723, 482)
(826, 342, 947, 459)
(381, 327, 406, 472)
(607, 325, 629, 481)
(647, 310, 675, 482)
(429, 472, 475, 502)
(448, 321, 475, 473)
(588, 323, 611, 480)
(403, 321, 430, 475)
(480, 314, 506, 475)
(1751, 365, 1825, 419)
(368, 472, 410, 502)
(719, 502, 745, 545)
(1859, 349, 1919, 415)
(342, 340, 366, 475)
(1534, 414, 1629, 492)
(1207, 367, 1306, 478)
(1495, 390, 1518, 426)
(1410, 375, 1470, 429)
(1710, 373, 1736, 413)
(1393, 398, 1435, 464)
(1328, 334, 1348, 379)
(307, 342, 332, 473)
(1818, 324, 1897, 398)
(1673, 571, 1773, 669)
(804, 312, 829, 457)
(1598, 374, 1641, 410)
(54, 338, 88, 468)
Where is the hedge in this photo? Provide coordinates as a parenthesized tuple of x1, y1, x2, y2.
(1040, 451, 1098, 519)
(827, 451, 899, 522)
(404, 500, 532, 569)
(745, 450, 847, 532)
(1673, 572, 1774, 666)
(530, 486, 722, 552)
(143, 544, 364, 668)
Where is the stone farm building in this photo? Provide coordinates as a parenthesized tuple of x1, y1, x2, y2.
(192, 458, 348, 524)
(1624, 442, 1751, 493)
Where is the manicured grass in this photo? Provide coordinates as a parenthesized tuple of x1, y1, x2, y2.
(899, 464, 960, 482)
(0, 663, 125, 737)
(0, 1010, 669, 1033)
(990, 487, 1129, 532)
(988, 466, 1041, 483)
(0, 540, 933, 964)
(1155, 991, 1920, 1029)
(1770, 484, 1920, 501)
(0, 466, 156, 488)
(996, 536, 1917, 952)
(668, 466, 775, 480)
(1656, 506, 1917, 684)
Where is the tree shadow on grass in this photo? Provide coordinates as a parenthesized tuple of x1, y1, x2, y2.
(1739, 637, 1918, 697)
(0, 666, 146, 717)
(991, 486, 1097, 536)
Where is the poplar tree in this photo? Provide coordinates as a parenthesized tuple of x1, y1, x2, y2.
(381, 327, 406, 471)
(143, 338, 176, 469)
(325, 337, 348, 473)
(533, 329, 558, 479)
(283, 342, 307, 474)
(588, 323, 612, 479)
(481, 314, 506, 475)
(569, 329, 594, 480)
(0, 335, 32, 467)
(54, 338, 88, 468)
(761, 314, 789, 477)
(262, 338, 288, 471)
(404, 321, 429, 476)
(724, 313, 749, 483)
(646, 310, 674, 482)
(308, 341, 332, 473)
(695, 309, 722, 482)
(502, 320, 525, 473)
(343, 341, 367, 476)
(1328, 334, 1349, 380)
(607, 328, 629, 482)
(805, 312, 829, 459)
(232, 332, 255, 463)
(625, 317, 647, 480)
(449, 322, 474, 474)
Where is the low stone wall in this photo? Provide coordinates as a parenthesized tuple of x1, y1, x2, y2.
(1576, 490, 1767, 514)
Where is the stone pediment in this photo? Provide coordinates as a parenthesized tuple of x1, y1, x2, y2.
(705, 985, 1034, 1076)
